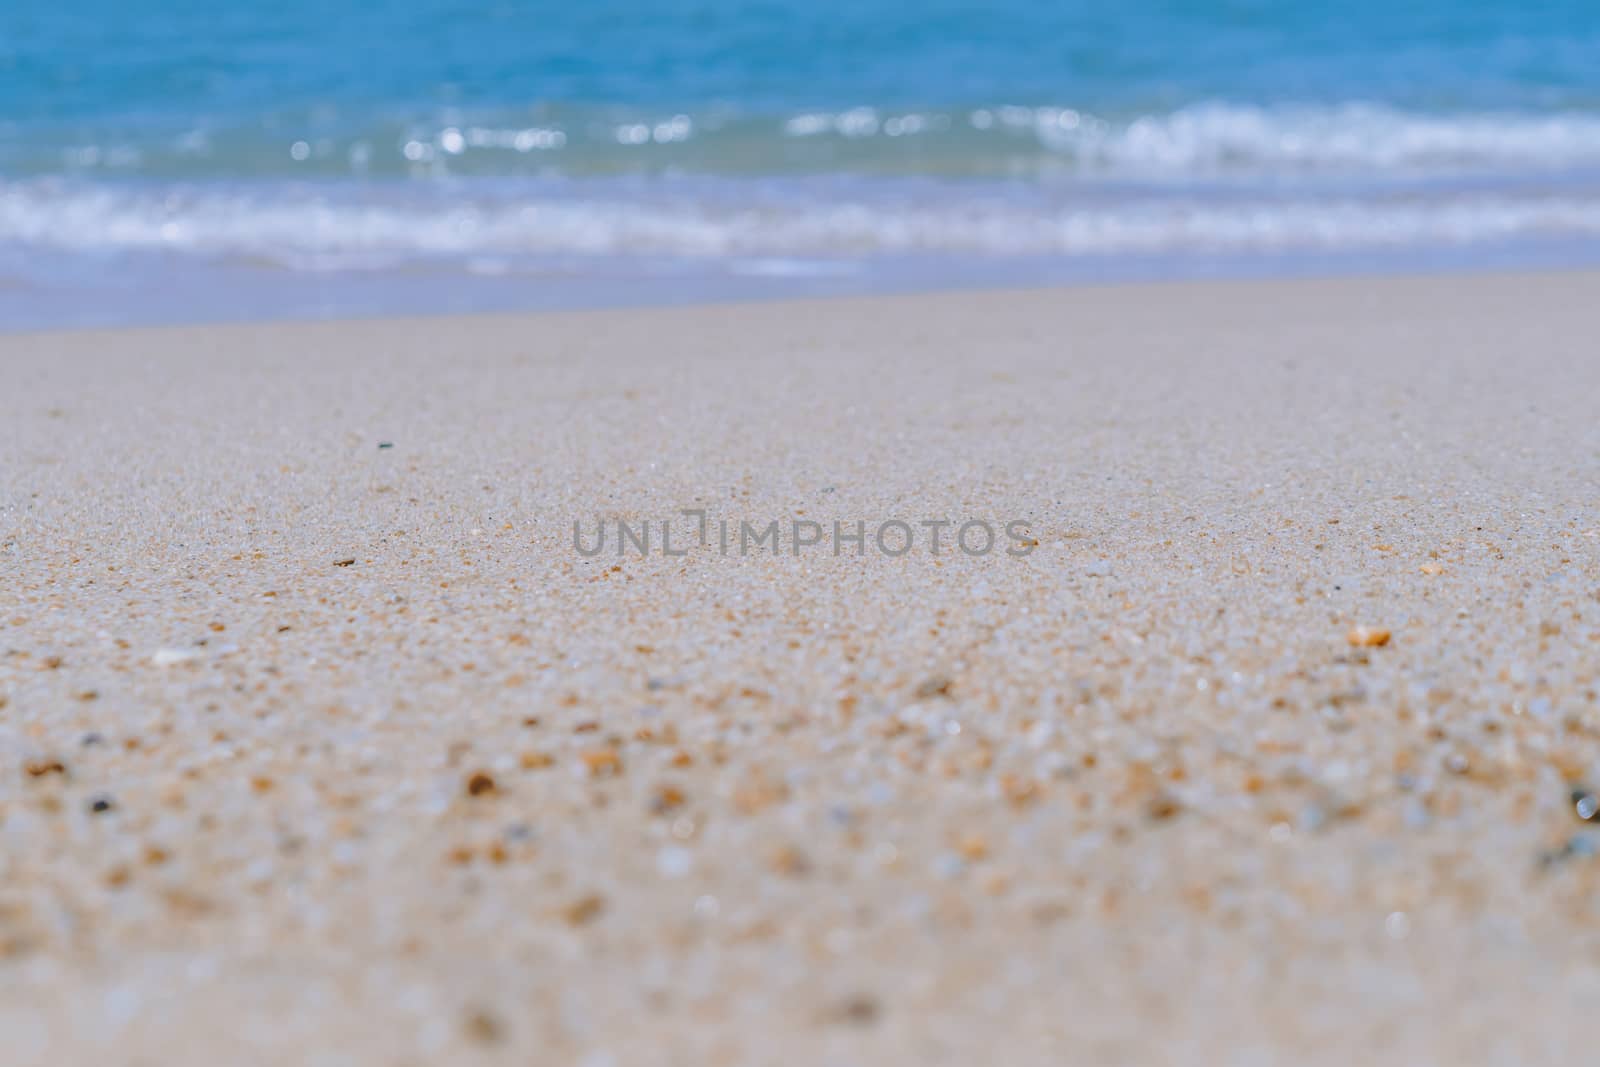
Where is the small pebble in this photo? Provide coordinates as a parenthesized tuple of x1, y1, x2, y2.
(564, 893, 606, 926)
(1346, 626, 1392, 648)
(823, 993, 881, 1027)
(656, 846, 693, 878)
(770, 845, 811, 877)
(580, 748, 623, 778)
(462, 1008, 502, 1044)
(650, 784, 687, 814)
(1539, 834, 1599, 869)
(1573, 789, 1599, 822)
(1146, 793, 1183, 821)
(23, 758, 66, 778)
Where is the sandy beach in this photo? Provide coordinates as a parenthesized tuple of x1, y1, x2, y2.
(3, 271, 1600, 1064)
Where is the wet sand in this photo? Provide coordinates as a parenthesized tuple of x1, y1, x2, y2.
(3, 272, 1600, 1064)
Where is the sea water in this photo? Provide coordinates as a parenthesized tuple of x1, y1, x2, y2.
(5, 0, 1600, 327)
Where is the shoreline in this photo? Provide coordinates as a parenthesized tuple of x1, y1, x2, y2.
(9, 254, 1600, 337)
(5, 270, 1600, 1063)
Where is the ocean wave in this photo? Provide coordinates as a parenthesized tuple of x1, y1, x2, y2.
(14, 104, 1600, 181)
(6, 179, 1600, 266)
(781, 103, 1600, 174)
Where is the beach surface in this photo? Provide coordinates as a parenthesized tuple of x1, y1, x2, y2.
(3, 273, 1600, 1064)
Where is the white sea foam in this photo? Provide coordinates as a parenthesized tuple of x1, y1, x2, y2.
(1054, 104, 1600, 173)
(5, 179, 1600, 267)
(778, 102, 1600, 174)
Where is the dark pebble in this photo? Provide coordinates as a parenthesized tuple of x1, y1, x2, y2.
(89, 795, 116, 814)
(824, 994, 881, 1026)
(1540, 833, 1599, 870)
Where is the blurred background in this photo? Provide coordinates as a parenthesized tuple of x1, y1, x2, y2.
(5, 0, 1600, 328)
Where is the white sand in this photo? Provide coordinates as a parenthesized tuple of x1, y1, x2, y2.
(3, 272, 1600, 1064)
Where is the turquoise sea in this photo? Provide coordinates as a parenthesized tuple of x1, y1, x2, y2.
(6, 1, 1600, 326)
